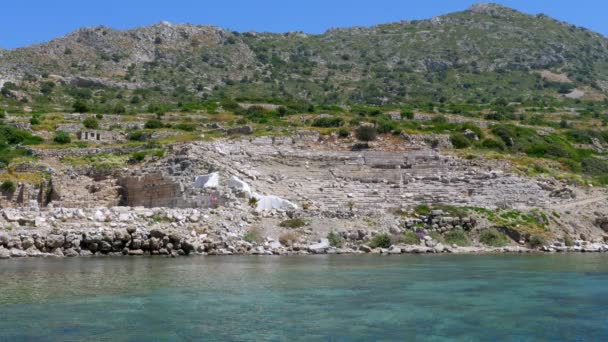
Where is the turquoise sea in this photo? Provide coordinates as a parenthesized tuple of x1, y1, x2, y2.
(0, 254, 607, 341)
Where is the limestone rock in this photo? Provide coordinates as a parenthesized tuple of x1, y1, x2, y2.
(0, 247, 10, 259)
(308, 239, 330, 254)
(46, 234, 65, 249)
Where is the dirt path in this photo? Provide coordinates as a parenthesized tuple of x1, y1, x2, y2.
(549, 195, 608, 210)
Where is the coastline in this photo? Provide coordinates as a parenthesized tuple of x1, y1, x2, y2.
(1, 206, 605, 261)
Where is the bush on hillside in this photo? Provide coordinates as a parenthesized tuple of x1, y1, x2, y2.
(355, 125, 377, 142)
(479, 229, 509, 247)
(450, 133, 471, 149)
(83, 117, 99, 129)
(53, 131, 71, 144)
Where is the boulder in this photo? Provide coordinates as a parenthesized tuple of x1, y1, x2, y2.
(46, 234, 65, 249)
(64, 248, 79, 257)
(21, 236, 35, 250)
(228, 176, 252, 197)
(150, 229, 166, 238)
(308, 239, 330, 254)
(128, 249, 144, 256)
(359, 245, 372, 253)
(194, 172, 220, 188)
(10, 248, 27, 258)
(0, 247, 10, 259)
(3, 209, 22, 222)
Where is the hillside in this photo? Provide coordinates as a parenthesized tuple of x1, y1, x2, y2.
(0, 3, 607, 113)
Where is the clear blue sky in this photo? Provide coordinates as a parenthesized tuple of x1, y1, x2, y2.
(1, 0, 606, 49)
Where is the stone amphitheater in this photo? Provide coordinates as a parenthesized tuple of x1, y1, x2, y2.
(115, 132, 564, 214)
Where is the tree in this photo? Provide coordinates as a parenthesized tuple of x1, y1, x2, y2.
(83, 117, 99, 129)
(53, 131, 71, 144)
(355, 125, 377, 142)
(73, 100, 89, 113)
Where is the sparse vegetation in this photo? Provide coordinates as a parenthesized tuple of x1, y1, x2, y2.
(327, 231, 344, 247)
(369, 233, 392, 249)
(444, 229, 470, 246)
(243, 227, 263, 243)
(479, 229, 509, 247)
(279, 218, 307, 229)
(402, 231, 421, 245)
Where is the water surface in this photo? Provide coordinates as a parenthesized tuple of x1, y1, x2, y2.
(0, 254, 607, 341)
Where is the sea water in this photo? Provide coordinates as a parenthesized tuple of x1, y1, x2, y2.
(0, 254, 607, 341)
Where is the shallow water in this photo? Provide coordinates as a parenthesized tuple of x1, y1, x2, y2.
(0, 254, 607, 341)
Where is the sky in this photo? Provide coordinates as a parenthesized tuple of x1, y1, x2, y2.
(1, 0, 607, 49)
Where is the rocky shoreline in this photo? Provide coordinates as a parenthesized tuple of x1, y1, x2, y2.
(1, 201, 607, 260)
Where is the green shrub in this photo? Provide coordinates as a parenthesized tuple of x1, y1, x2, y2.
(173, 123, 196, 131)
(72, 100, 89, 113)
(369, 233, 392, 248)
(402, 231, 420, 245)
(312, 116, 344, 128)
(528, 235, 546, 248)
(53, 131, 71, 144)
(30, 115, 41, 125)
(355, 126, 377, 142)
(581, 157, 608, 176)
(460, 123, 485, 140)
(130, 151, 147, 162)
(401, 110, 414, 120)
(450, 133, 472, 149)
(375, 119, 397, 134)
(480, 138, 506, 151)
(327, 231, 343, 247)
(128, 130, 146, 141)
(0, 125, 42, 145)
(243, 227, 263, 243)
(414, 204, 431, 216)
(564, 236, 575, 247)
(338, 128, 350, 138)
(279, 218, 307, 229)
(431, 115, 448, 123)
(428, 231, 444, 243)
(144, 119, 164, 129)
(444, 229, 471, 246)
(479, 229, 509, 247)
(83, 117, 99, 129)
(0, 180, 16, 193)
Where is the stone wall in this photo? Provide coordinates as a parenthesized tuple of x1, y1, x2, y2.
(118, 173, 190, 208)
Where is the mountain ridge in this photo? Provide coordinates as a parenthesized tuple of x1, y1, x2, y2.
(1, 3, 607, 112)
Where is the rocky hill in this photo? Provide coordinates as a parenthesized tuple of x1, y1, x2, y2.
(1, 3, 607, 112)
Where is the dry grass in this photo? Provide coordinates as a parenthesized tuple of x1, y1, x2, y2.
(278, 231, 300, 246)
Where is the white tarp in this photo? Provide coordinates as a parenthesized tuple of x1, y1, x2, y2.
(194, 172, 219, 188)
(253, 193, 298, 211)
(227, 176, 252, 196)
